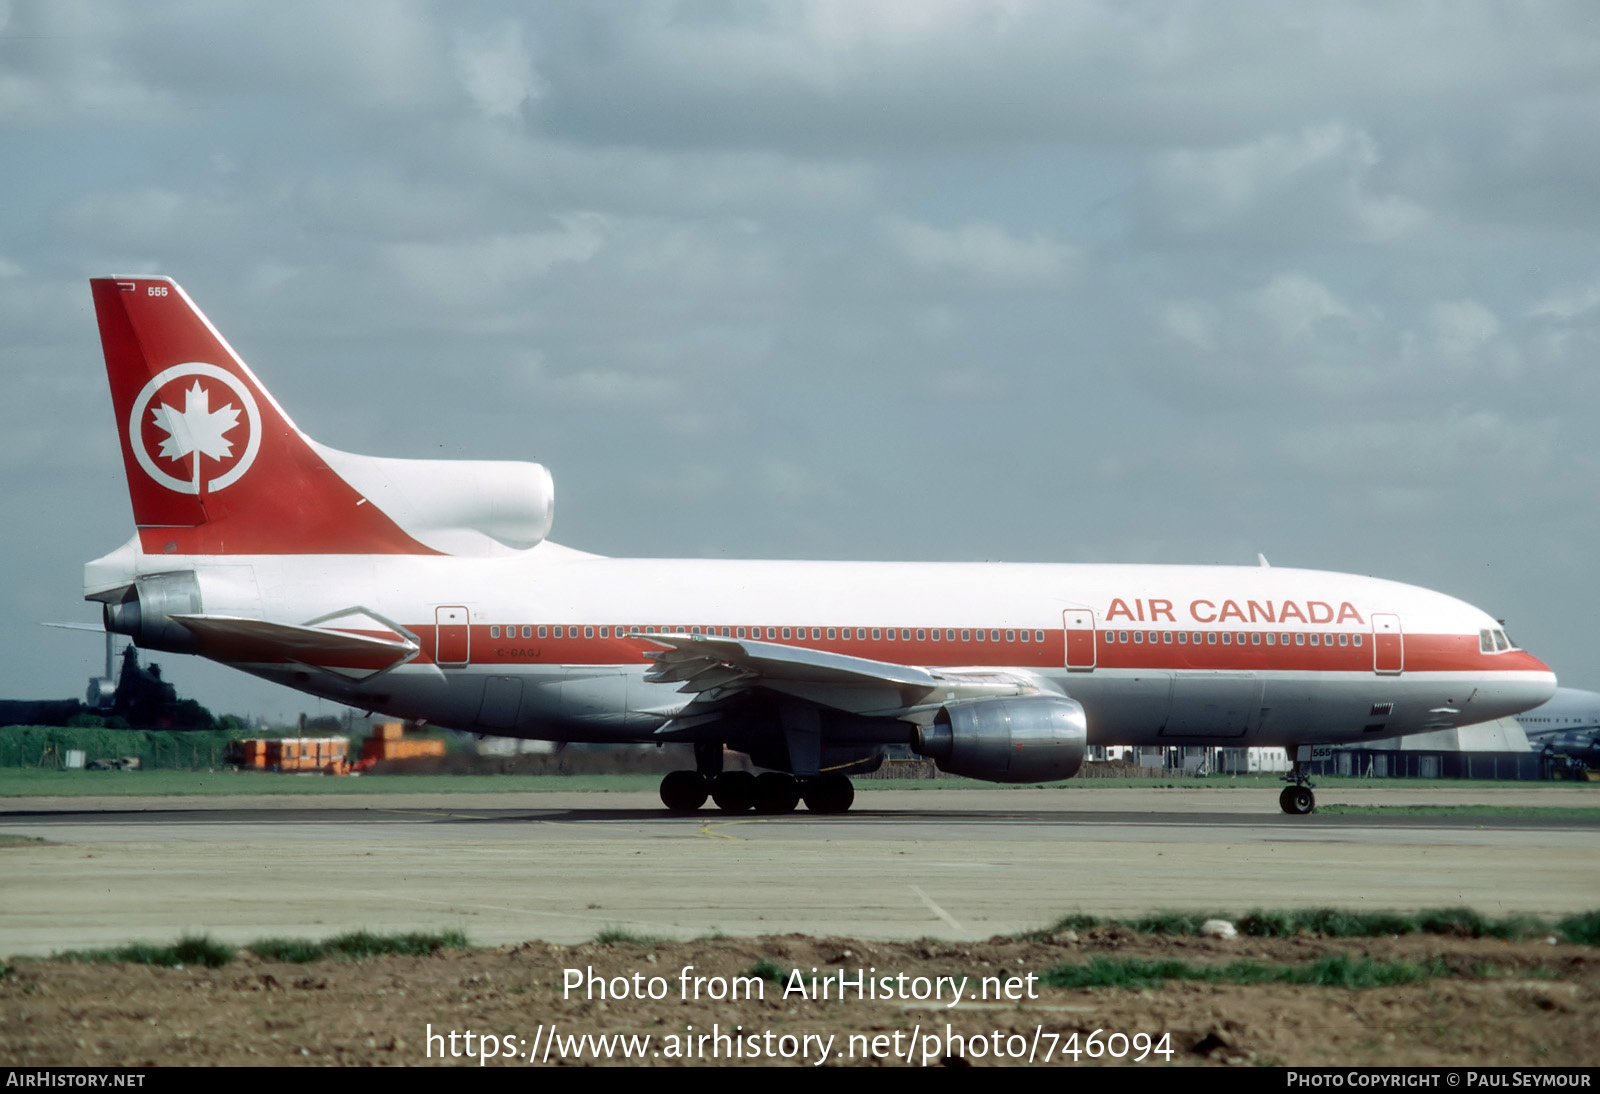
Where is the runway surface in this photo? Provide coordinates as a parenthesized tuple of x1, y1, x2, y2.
(2, 787, 1596, 956)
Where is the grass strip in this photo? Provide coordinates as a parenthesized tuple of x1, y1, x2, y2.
(1031, 906, 1585, 943)
(57, 934, 236, 969)
(591, 927, 668, 946)
(1042, 954, 1457, 991)
(248, 929, 470, 962)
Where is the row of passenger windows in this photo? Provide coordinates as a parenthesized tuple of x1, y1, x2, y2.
(485, 624, 1050, 644)
(1103, 630, 1364, 648)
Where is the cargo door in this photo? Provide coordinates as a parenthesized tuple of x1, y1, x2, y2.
(477, 676, 523, 730)
(435, 606, 470, 666)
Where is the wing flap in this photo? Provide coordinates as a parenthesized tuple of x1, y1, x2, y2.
(640, 633, 1039, 718)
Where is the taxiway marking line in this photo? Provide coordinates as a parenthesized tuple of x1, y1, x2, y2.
(909, 884, 964, 933)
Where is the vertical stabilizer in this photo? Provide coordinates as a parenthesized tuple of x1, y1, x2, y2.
(91, 277, 436, 556)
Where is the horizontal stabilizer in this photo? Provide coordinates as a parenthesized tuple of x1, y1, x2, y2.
(171, 614, 418, 680)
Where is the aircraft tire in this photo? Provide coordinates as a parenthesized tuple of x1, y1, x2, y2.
(752, 772, 800, 814)
(803, 773, 855, 814)
(660, 770, 709, 812)
(1279, 785, 1315, 815)
(711, 770, 757, 813)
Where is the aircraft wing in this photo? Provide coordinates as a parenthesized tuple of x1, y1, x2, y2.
(641, 633, 1042, 731)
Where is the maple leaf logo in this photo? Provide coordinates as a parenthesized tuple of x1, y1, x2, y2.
(150, 380, 242, 492)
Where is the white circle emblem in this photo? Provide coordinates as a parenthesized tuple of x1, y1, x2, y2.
(129, 362, 262, 495)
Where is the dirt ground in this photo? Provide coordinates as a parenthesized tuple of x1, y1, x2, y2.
(3, 929, 1594, 1067)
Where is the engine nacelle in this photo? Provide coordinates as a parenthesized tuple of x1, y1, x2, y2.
(103, 571, 202, 655)
(312, 443, 555, 556)
(914, 695, 1088, 783)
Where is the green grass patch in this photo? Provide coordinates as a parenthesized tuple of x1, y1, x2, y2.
(1030, 907, 1591, 943)
(1556, 911, 1600, 946)
(247, 930, 473, 963)
(57, 934, 235, 968)
(0, 834, 47, 847)
(50, 930, 470, 967)
(744, 958, 789, 986)
(1042, 954, 1456, 991)
(591, 927, 666, 946)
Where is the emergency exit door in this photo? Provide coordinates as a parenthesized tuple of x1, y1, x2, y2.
(435, 606, 470, 666)
(1064, 609, 1096, 671)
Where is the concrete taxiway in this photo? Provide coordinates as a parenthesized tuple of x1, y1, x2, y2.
(2, 787, 1596, 956)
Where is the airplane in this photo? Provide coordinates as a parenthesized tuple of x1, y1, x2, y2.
(82, 276, 1558, 815)
(1514, 687, 1600, 771)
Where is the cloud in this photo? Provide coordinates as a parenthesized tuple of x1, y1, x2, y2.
(1140, 123, 1428, 242)
(881, 216, 1076, 284)
(453, 22, 542, 121)
(382, 214, 608, 307)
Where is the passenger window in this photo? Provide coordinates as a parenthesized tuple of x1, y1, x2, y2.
(1353, 634, 1361, 647)
(961, 630, 971, 641)
(1035, 631, 1044, 643)
(1005, 630, 1014, 642)
(1309, 634, 1319, 646)
(1177, 632, 1187, 645)
(1222, 633, 1231, 645)
(1133, 632, 1143, 644)
(584, 626, 594, 639)
(600, 627, 609, 638)
(782, 628, 791, 639)
(828, 628, 837, 640)
(1206, 632, 1216, 644)
(975, 630, 984, 642)
(1020, 630, 1029, 643)
(490, 626, 500, 639)
(1265, 633, 1275, 645)
(538, 626, 548, 638)
(1295, 633, 1304, 645)
(932, 629, 941, 642)
(873, 629, 882, 640)
(1338, 634, 1347, 647)
(1119, 631, 1129, 643)
(918, 629, 927, 641)
(555, 626, 564, 638)
(1251, 633, 1261, 645)
(737, 628, 746, 638)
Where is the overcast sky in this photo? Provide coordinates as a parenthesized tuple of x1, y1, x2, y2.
(4, 2, 1598, 722)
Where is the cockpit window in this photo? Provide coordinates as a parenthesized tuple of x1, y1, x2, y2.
(1480, 629, 1494, 653)
(1493, 630, 1509, 652)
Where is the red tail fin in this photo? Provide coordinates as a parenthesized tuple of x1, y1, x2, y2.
(92, 277, 436, 555)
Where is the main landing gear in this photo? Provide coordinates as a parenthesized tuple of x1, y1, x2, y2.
(1279, 751, 1316, 815)
(658, 770, 855, 815)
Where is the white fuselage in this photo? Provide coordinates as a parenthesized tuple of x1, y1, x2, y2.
(113, 543, 1555, 749)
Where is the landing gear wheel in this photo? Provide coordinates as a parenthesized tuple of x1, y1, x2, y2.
(802, 773, 855, 814)
(752, 772, 800, 814)
(660, 770, 708, 812)
(711, 770, 757, 813)
(1279, 785, 1315, 815)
